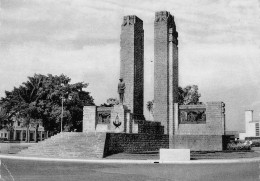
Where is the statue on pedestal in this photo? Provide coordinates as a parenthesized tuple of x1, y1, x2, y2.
(118, 78, 125, 104)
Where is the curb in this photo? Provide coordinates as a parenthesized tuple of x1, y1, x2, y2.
(1, 154, 260, 164)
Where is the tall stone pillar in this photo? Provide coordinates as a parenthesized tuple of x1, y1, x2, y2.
(120, 15, 144, 116)
(154, 11, 178, 134)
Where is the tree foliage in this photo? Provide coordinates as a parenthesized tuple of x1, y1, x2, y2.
(178, 85, 201, 105)
(100, 98, 119, 107)
(0, 107, 9, 130)
(0, 74, 94, 133)
(146, 85, 201, 113)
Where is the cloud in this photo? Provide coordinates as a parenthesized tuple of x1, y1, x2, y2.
(0, 41, 121, 104)
(180, 43, 260, 88)
(1, 0, 259, 48)
(0, 0, 260, 131)
(0, 0, 121, 49)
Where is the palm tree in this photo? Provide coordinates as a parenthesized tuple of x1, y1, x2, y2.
(0, 107, 8, 130)
(10, 75, 44, 142)
(146, 100, 154, 120)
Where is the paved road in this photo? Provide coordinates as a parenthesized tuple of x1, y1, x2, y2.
(0, 159, 259, 181)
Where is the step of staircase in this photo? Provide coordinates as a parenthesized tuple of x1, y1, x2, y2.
(18, 132, 107, 159)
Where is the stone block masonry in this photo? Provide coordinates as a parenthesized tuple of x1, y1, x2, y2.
(154, 11, 178, 134)
(83, 105, 130, 133)
(83, 106, 97, 132)
(19, 132, 107, 159)
(169, 102, 227, 151)
(104, 133, 169, 155)
(176, 102, 226, 135)
(120, 15, 144, 116)
(171, 135, 227, 151)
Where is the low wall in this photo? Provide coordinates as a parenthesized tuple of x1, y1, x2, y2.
(0, 143, 35, 154)
(170, 135, 230, 151)
(176, 102, 225, 135)
(104, 133, 169, 156)
(133, 120, 164, 134)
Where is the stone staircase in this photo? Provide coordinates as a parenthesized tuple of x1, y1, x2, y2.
(18, 132, 107, 159)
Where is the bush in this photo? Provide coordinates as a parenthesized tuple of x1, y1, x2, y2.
(251, 140, 260, 147)
(227, 142, 251, 151)
(245, 137, 260, 140)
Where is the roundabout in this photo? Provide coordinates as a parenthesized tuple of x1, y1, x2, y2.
(0, 154, 260, 181)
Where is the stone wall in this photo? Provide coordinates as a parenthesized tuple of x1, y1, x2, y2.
(175, 102, 225, 135)
(133, 120, 164, 135)
(171, 135, 229, 151)
(84, 105, 163, 134)
(83, 106, 97, 132)
(168, 102, 227, 151)
(104, 133, 169, 155)
(83, 105, 130, 133)
(104, 133, 229, 154)
(110, 105, 128, 132)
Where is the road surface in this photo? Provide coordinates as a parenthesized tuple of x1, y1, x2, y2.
(0, 158, 259, 181)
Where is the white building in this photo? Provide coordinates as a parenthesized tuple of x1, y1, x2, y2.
(0, 116, 47, 142)
(239, 110, 260, 140)
(0, 128, 10, 140)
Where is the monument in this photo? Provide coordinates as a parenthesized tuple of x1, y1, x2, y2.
(81, 11, 229, 153)
(154, 11, 179, 134)
(120, 15, 144, 116)
(82, 15, 149, 133)
(20, 11, 231, 159)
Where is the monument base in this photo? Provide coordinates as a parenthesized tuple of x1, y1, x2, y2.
(83, 105, 163, 134)
(159, 149, 190, 162)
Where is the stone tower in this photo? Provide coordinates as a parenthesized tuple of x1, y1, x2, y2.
(154, 11, 178, 134)
(120, 15, 144, 116)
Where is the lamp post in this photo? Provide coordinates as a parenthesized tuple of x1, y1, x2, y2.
(61, 96, 64, 132)
(61, 94, 72, 133)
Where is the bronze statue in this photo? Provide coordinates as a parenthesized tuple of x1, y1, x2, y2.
(118, 78, 125, 104)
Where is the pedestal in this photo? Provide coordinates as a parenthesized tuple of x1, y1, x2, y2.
(110, 105, 128, 133)
(159, 149, 190, 162)
(83, 106, 97, 132)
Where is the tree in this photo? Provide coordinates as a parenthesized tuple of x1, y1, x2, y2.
(0, 74, 94, 136)
(0, 107, 8, 130)
(178, 85, 201, 105)
(146, 100, 154, 120)
(147, 85, 201, 115)
(100, 98, 119, 107)
(107, 98, 119, 106)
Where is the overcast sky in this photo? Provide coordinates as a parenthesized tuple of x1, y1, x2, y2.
(0, 0, 260, 131)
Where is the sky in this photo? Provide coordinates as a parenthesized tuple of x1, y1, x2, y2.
(0, 0, 260, 132)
